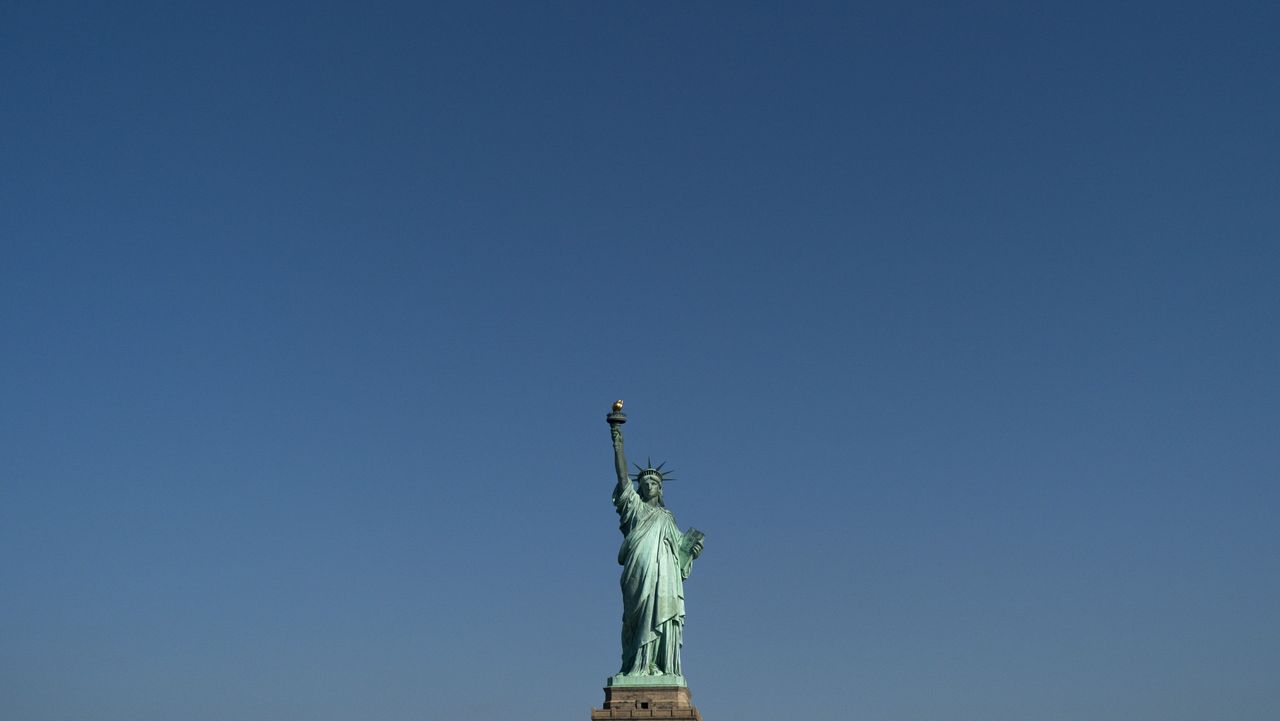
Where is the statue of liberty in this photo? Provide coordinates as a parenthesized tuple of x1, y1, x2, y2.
(606, 401, 705, 683)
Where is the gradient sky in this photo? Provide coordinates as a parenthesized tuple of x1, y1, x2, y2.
(2, 3, 1278, 721)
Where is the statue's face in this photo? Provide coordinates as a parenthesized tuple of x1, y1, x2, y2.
(639, 475, 663, 502)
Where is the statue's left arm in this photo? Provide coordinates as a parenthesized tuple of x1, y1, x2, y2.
(678, 528, 705, 578)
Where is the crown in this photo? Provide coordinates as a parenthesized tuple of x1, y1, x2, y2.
(630, 458, 676, 483)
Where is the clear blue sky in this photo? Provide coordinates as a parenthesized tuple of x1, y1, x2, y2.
(2, 3, 1277, 720)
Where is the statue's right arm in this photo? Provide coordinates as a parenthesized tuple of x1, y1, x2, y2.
(612, 425, 630, 494)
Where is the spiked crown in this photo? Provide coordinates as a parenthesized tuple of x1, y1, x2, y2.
(630, 458, 676, 484)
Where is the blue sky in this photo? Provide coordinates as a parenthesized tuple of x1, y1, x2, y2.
(2, 3, 1277, 720)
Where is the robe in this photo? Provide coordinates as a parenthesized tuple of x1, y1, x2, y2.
(613, 481, 696, 676)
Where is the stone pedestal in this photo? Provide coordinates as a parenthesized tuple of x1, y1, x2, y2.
(591, 684, 701, 721)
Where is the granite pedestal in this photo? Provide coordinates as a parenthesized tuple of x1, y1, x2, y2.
(591, 682, 701, 721)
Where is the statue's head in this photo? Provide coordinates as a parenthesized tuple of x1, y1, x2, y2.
(637, 470, 664, 503)
(632, 460, 674, 506)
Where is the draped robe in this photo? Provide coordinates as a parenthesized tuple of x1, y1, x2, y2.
(613, 481, 696, 677)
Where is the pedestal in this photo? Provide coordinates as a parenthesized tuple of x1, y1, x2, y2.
(591, 683, 702, 721)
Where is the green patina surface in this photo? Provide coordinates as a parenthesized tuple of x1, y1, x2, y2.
(607, 673, 688, 688)
(606, 404, 705, 682)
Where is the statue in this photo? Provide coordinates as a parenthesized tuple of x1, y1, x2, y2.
(606, 401, 705, 683)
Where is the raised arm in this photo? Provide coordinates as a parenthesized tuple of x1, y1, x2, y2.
(611, 424, 631, 494)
